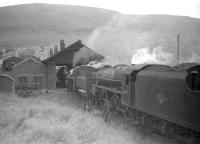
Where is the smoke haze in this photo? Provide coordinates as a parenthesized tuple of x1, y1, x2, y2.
(87, 14, 200, 66)
(73, 46, 104, 67)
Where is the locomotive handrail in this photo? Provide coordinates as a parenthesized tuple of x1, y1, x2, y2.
(93, 84, 122, 94)
(94, 77, 122, 83)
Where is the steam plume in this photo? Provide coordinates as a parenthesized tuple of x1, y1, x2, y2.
(131, 46, 174, 65)
(73, 46, 103, 67)
(87, 14, 200, 65)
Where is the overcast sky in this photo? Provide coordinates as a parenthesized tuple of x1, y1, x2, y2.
(0, 0, 200, 18)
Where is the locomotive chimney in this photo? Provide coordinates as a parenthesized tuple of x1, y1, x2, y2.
(60, 40, 65, 51)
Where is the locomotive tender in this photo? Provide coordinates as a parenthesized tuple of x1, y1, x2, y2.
(66, 63, 200, 143)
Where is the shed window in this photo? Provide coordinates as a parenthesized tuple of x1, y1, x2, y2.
(18, 76, 28, 85)
(32, 76, 43, 89)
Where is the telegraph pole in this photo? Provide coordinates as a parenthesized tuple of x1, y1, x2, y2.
(177, 34, 180, 65)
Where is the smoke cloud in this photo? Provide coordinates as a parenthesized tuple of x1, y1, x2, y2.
(73, 46, 103, 67)
(87, 14, 137, 65)
(183, 52, 200, 63)
(131, 46, 174, 65)
(16, 47, 35, 59)
(87, 14, 200, 66)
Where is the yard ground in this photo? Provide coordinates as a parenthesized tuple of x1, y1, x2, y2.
(0, 89, 177, 144)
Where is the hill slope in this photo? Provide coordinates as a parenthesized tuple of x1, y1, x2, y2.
(0, 3, 117, 48)
(0, 4, 200, 64)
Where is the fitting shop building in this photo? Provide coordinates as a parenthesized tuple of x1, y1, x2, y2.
(2, 56, 56, 89)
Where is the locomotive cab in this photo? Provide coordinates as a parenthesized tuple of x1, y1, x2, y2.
(121, 72, 134, 107)
(121, 64, 154, 107)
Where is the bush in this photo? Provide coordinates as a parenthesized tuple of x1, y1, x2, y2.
(15, 85, 35, 97)
(15, 85, 37, 91)
(16, 90, 33, 97)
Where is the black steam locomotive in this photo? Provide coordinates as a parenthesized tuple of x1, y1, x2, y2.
(65, 63, 200, 143)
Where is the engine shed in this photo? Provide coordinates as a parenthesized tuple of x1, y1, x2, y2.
(42, 40, 104, 88)
(42, 40, 104, 68)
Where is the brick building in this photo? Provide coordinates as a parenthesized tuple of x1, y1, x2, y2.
(2, 56, 56, 89)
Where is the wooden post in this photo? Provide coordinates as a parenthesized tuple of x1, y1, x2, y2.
(177, 34, 180, 65)
(12, 81, 15, 96)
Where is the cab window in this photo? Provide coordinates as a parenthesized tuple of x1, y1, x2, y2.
(187, 71, 200, 91)
(126, 75, 129, 85)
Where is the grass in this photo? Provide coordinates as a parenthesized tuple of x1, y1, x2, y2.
(0, 90, 174, 144)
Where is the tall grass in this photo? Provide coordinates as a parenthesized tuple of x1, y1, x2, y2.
(0, 91, 173, 144)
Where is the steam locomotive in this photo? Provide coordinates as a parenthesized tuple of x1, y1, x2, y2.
(65, 63, 200, 143)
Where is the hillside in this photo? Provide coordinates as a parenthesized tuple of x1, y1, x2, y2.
(0, 4, 200, 64)
(0, 3, 117, 48)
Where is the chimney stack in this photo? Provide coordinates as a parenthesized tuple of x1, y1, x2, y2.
(60, 40, 65, 51)
(54, 45, 58, 53)
(50, 48, 53, 56)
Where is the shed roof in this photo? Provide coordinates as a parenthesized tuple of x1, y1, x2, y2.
(42, 40, 104, 67)
(3, 56, 22, 64)
(13, 56, 42, 68)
